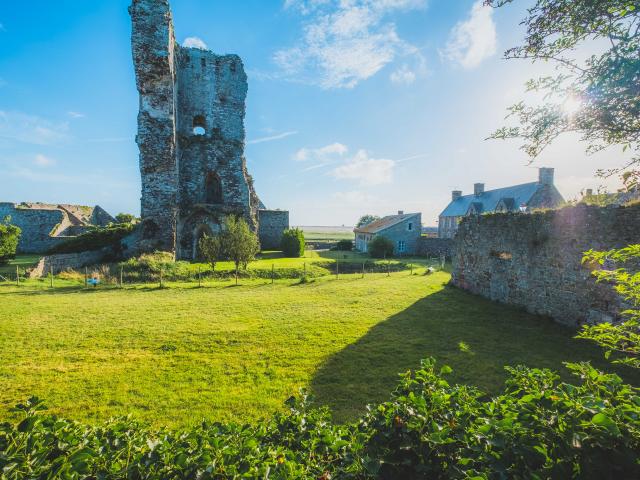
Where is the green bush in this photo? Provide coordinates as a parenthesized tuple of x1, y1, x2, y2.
(335, 239, 353, 251)
(368, 235, 394, 258)
(281, 228, 305, 258)
(47, 224, 135, 255)
(0, 217, 21, 265)
(2, 359, 638, 479)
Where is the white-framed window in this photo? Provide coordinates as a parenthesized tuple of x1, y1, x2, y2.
(407, 222, 413, 231)
(398, 240, 406, 253)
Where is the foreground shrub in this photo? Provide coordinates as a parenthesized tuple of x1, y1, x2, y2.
(0, 216, 21, 265)
(368, 235, 394, 259)
(47, 223, 135, 255)
(281, 228, 305, 257)
(1, 359, 638, 479)
(335, 239, 353, 251)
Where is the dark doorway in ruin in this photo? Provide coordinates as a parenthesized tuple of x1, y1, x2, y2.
(205, 172, 223, 204)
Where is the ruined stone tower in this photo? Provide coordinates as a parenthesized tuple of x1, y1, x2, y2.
(130, 0, 286, 259)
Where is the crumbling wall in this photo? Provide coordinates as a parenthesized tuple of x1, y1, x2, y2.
(28, 250, 106, 278)
(0, 203, 65, 253)
(451, 204, 640, 326)
(130, 0, 179, 254)
(258, 210, 289, 250)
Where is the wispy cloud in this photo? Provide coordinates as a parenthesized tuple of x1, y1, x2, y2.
(0, 111, 70, 145)
(67, 111, 85, 119)
(294, 142, 348, 162)
(276, 0, 426, 89)
(331, 149, 395, 185)
(33, 153, 56, 167)
(182, 37, 208, 50)
(247, 131, 298, 145)
(442, 0, 496, 69)
(390, 64, 416, 85)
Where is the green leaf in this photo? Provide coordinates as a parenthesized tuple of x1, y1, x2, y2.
(591, 413, 621, 435)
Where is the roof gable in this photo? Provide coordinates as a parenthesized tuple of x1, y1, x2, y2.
(354, 213, 419, 234)
(440, 182, 540, 217)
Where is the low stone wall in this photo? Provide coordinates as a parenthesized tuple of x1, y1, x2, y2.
(29, 250, 106, 278)
(258, 209, 289, 250)
(417, 237, 453, 258)
(451, 204, 640, 327)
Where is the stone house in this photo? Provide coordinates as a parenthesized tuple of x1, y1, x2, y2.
(438, 167, 564, 239)
(354, 211, 421, 255)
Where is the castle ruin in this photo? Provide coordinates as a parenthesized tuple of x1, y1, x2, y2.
(129, 0, 288, 259)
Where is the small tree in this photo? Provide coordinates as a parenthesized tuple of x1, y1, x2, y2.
(0, 216, 21, 265)
(336, 239, 353, 251)
(281, 228, 305, 258)
(221, 216, 260, 285)
(198, 234, 223, 274)
(368, 236, 394, 259)
(115, 213, 136, 224)
(356, 214, 380, 228)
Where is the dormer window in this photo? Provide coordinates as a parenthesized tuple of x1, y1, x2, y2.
(407, 222, 413, 231)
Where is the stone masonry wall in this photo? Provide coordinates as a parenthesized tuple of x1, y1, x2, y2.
(258, 210, 289, 249)
(451, 204, 640, 327)
(28, 250, 107, 278)
(417, 237, 453, 258)
(0, 203, 66, 253)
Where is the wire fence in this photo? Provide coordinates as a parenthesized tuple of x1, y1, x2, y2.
(2, 257, 447, 290)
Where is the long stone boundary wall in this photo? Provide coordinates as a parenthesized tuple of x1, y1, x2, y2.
(258, 209, 289, 250)
(451, 204, 640, 327)
(29, 250, 106, 278)
(417, 237, 453, 258)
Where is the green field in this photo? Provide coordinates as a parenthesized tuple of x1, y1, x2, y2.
(298, 226, 354, 242)
(1, 268, 637, 429)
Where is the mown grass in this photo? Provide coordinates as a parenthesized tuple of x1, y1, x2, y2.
(0, 269, 637, 429)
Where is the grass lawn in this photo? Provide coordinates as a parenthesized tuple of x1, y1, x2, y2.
(0, 269, 637, 429)
(298, 226, 354, 242)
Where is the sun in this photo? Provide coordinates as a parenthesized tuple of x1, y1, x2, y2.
(562, 95, 583, 116)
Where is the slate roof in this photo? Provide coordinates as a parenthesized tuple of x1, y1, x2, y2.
(354, 213, 420, 234)
(440, 182, 540, 217)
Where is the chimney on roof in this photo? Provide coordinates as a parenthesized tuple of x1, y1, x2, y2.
(398, 210, 404, 215)
(585, 188, 593, 197)
(474, 183, 485, 196)
(452, 190, 462, 201)
(539, 167, 554, 186)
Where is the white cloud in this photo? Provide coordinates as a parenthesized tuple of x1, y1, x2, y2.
(331, 149, 395, 185)
(33, 154, 55, 167)
(247, 131, 298, 145)
(442, 0, 496, 69)
(182, 37, 208, 50)
(0, 111, 70, 145)
(67, 111, 85, 119)
(294, 142, 348, 162)
(276, 0, 426, 88)
(390, 64, 416, 85)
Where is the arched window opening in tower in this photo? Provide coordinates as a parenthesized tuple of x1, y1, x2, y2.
(193, 115, 206, 136)
(205, 172, 222, 204)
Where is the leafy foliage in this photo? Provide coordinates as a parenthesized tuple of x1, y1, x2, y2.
(280, 228, 305, 258)
(2, 359, 639, 479)
(47, 223, 135, 255)
(222, 216, 260, 284)
(368, 235, 394, 259)
(357, 214, 381, 228)
(0, 216, 21, 265)
(198, 234, 223, 272)
(114, 212, 137, 224)
(487, 0, 640, 183)
(335, 239, 354, 251)
(578, 245, 640, 369)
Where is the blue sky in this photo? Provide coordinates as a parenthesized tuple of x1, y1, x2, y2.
(0, 0, 628, 226)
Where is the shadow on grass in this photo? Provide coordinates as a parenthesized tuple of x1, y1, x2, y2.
(310, 285, 640, 423)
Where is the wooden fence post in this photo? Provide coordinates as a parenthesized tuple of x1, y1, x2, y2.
(50, 265, 53, 288)
(336, 260, 339, 279)
(362, 262, 365, 279)
(387, 260, 390, 277)
(271, 264, 274, 284)
(16, 266, 19, 286)
(197, 266, 201, 287)
(84, 267, 88, 288)
(410, 263, 413, 276)
(159, 266, 163, 289)
(120, 266, 123, 288)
